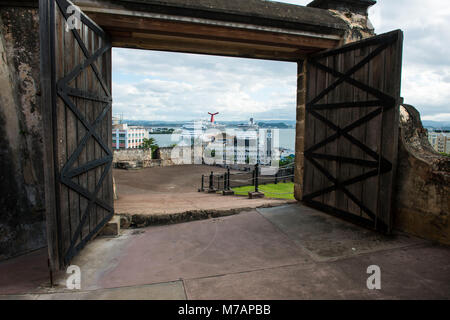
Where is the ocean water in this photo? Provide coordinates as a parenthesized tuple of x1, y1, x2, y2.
(277, 128, 296, 150)
(148, 133, 180, 148)
(150, 128, 296, 151)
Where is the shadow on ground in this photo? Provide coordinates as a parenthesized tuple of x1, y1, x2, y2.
(1, 203, 449, 299)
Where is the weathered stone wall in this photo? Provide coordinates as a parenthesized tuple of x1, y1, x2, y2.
(394, 105, 450, 245)
(113, 149, 153, 162)
(308, 0, 376, 43)
(328, 9, 375, 43)
(113, 146, 204, 169)
(113, 149, 154, 169)
(157, 146, 204, 166)
(0, 6, 46, 260)
(157, 147, 174, 161)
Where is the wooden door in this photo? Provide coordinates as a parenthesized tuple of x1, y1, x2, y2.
(40, 0, 113, 269)
(303, 30, 403, 233)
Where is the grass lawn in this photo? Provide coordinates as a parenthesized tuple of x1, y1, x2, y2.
(231, 182, 295, 200)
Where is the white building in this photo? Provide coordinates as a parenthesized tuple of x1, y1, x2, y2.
(206, 128, 278, 165)
(428, 132, 450, 153)
(112, 123, 149, 150)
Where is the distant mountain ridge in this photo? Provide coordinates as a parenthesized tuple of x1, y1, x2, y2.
(422, 121, 450, 132)
(422, 120, 450, 128)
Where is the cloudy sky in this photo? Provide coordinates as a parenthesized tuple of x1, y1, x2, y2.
(112, 0, 450, 122)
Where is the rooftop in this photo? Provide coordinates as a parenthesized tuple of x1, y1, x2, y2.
(77, 0, 349, 35)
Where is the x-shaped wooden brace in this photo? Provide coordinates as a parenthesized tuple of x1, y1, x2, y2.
(55, 0, 113, 263)
(303, 34, 398, 220)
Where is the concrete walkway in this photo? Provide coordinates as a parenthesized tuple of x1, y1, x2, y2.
(1, 204, 449, 299)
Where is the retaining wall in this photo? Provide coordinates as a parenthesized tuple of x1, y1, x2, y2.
(394, 105, 450, 245)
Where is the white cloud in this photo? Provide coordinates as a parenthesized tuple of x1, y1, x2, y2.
(422, 113, 450, 121)
(368, 0, 450, 118)
(112, 49, 297, 121)
(112, 0, 450, 122)
(402, 65, 450, 116)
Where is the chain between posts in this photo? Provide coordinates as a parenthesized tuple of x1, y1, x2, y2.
(199, 164, 295, 194)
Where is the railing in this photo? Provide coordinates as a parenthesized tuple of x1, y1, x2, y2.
(198, 163, 295, 197)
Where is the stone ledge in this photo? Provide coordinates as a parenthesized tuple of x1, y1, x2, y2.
(248, 191, 265, 199)
(99, 216, 121, 236)
(116, 203, 296, 229)
(308, 0, 376, 15)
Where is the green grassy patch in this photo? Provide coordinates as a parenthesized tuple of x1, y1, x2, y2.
(232, 182, 295, 200)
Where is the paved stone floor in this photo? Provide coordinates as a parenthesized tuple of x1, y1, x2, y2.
(1, 204, 449, 300)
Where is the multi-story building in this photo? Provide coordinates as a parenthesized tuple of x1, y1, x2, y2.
(428, 132, 450, 153)
(207, 128, 278, 165)
(112, 123, 148, 150)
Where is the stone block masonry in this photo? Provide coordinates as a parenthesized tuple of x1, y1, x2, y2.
(308, 0, 376, 43)
(0, 6, 47, 260)
(394, 105, 450, 245)
(113, 146, 203, 169)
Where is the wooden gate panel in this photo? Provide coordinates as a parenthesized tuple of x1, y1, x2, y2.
(303, 55, 317, 202)
(379, 36, 403, 227)
(44, 0, 113, 267)
(362, 43, 383, 222)
(348, 46, 367, 218)
(323, 54, 339, 210)
(303, 30, 403, 232)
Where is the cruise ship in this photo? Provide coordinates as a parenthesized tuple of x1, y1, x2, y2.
(179, 119, 225, 142)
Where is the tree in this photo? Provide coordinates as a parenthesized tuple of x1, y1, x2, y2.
(141, 138, 159, 155)
(279, 155, 295, 167)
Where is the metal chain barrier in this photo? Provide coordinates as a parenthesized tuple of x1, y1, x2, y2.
(199, 164, 295, 193)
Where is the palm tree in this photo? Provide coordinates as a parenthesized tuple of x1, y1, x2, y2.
(141, 137, 158, 153)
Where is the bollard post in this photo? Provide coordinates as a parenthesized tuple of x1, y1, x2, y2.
(223, 173, 227, 191)
(222, 167, 234, 195)
(209, 171, 214, 189)
(255, 163, 259, 193)
(199, 174, 204, 192)
(207, 171, 217, 193)
(275, 172, 278, 185)
(248, 163, 263, 199)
